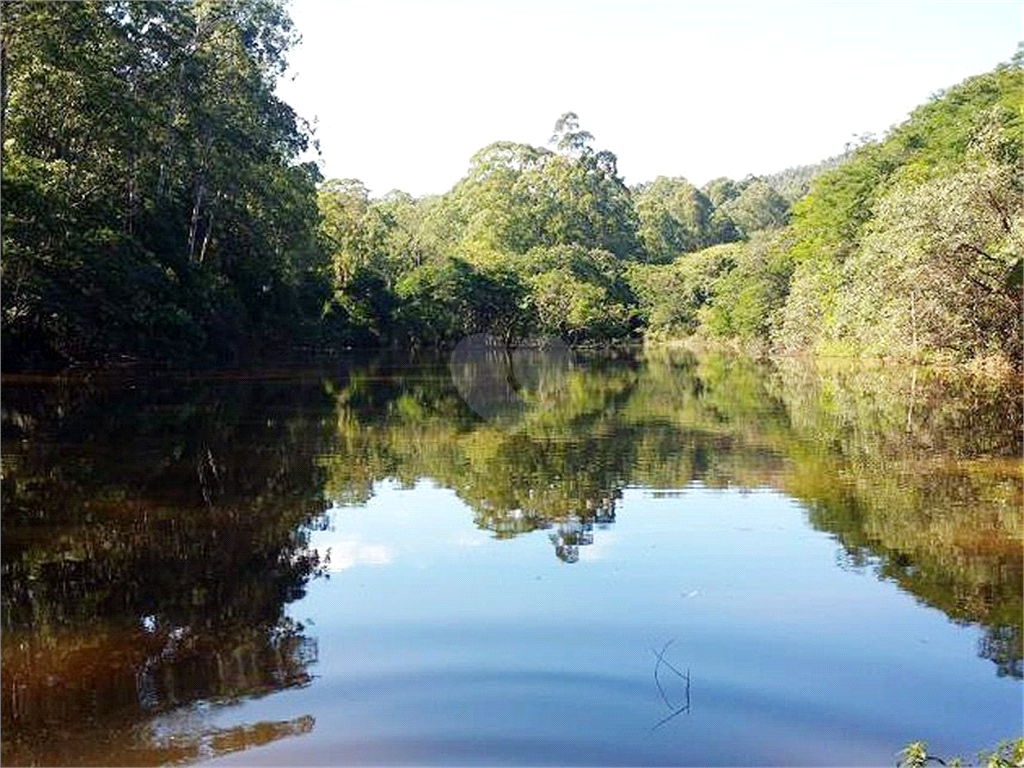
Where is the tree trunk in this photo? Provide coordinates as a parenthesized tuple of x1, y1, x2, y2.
(199, 190, 221, 264)
(126, 145, 136, 235)
(187, 174, 206, 263)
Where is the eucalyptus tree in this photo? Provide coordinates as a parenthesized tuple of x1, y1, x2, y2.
(634, 176, 717, 262)
(541, 112, 639, 259)
(439, 114, 639, 261)
(701, 177, 742, 208)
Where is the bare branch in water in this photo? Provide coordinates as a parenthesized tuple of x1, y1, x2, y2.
(650, 640, 691, 731)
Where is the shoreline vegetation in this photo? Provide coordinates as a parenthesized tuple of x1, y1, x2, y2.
(899, 737, 1024, 767)
(1, 3, 1021, 374)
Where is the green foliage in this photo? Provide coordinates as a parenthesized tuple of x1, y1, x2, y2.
(440, 116, 640, 260)
(762, 152, 852, 203)
(698, 232, 794, 342)
(627, 234, 794, 345)
(627, 263, 699, 336)
(2, 13, 1018, 367)
(899, 741, 933, 768)
(394, 258, 530, 345)
(718, 179, 790, 236)
(634, 176, 719, 262)
(310, 114, 645, 349)
(0, 0, 328, 367)
(898, 738, 1024, 768)
(627, 244, 737, 336)
(777, 58, 1023, 363)
(837, 156, 1022, 361)
(702, 177, 742, 208)
(518, 245, 635, 343)
(979, 738, 1024, 768)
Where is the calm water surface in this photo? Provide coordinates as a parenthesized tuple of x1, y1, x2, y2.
(2, 350, 1021, 766)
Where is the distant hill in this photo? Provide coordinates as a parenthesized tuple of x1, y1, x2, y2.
(762, 152, 853, 203)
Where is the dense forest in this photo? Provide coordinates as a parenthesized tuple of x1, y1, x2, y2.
(2, 1, 1021, 370)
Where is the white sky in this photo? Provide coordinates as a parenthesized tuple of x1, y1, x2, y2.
(276, 0, 1023, 198)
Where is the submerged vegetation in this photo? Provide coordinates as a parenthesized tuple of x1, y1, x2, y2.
(1, 2, 1021, 369)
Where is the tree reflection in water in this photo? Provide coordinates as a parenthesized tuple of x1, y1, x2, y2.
(320, 350, 1022, 676)
(1, 350, 1021, 765)
(1, 373, 335, 765)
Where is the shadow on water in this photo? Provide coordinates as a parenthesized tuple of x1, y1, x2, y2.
(1, 349, 1021, 764)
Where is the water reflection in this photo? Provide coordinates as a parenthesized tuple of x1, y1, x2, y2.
(1, 374, 335, 765)
(1, 351, 1021, 765)
(318, 350, 1022, 678)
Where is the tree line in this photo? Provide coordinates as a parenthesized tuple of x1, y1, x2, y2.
(2, 2, 1020, 369)
(2, 1, 324, 366)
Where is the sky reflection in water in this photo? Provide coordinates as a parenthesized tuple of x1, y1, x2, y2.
(1, 350, 1020, 766)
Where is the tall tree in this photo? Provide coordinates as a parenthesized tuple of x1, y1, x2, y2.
(634, 176, 717, 262)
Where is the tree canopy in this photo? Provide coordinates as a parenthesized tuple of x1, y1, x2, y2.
(1, 0, 324, 365)
(2, 8, 1020, 371)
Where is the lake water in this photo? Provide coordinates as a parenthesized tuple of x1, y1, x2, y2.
(2, 349, 1021, 766)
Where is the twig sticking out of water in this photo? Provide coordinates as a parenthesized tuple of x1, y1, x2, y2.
(651, 639, 690, 731)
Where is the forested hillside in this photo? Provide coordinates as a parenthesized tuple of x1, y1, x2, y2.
(2, 1, 1020, 369)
